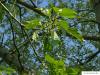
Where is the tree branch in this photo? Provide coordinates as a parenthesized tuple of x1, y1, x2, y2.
(29, 0, 37, 8)
(6, 15, 23, 71)
(16, 0, 47, 17)
(0, 45, 21, 71)
(79, 49, 100, 66)
(0, 1, 24, 26)
(85, 50, 100, 64)
(0, 38, 36, 74)
(79, 19, 100, 25)
(83, 35, 100, 41)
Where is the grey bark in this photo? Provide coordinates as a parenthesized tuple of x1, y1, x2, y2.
(92, 0, 100, 33)
(0, 45, 21, 70)
(0, 45, 36, 75)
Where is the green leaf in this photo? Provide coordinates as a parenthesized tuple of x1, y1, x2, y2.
(45, 54, 64, 66)
(53, 31, 60, 40)
(0, 72, 2, 75)
(60, 8, 77, 18)
(42, 9, 51, 16)
(48, 31, 60, 48)
(45, 54, 55, 64)
(53, 7, 77, 18)
(58, 20, 69, 29)
(45, 54, 68, 75)
(0, 66, 15, 74)
(58, 20, 83, 41)
(49, 37, 60, 48)
(37, 8, 51, 16)
(32, 32, 38, 41)
(0, 6, 5, 21)
(67, 68, 80, 75)
(67, 28, 83, 42)
(53, 7, 60, 13)
(23, 19, 40, 29)
(56, 60, 64, 66)
(6, 67, 15, 72)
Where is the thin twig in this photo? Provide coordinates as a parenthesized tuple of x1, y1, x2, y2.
(30, 0, 37, 8)
(17, 5, 42, 63)
(82, 50, 100, 65)
(83, 35, 100, 41)
(6, 15, 23, 71)
(0, 33, 4, 45)
(18, 5, 26, 40)
(16, 0, 47, 17)
(0, 1, 24, 26)
(79, 19, 100, 25)
(0, 1, 42, 63)
(0, 1, 40, 31)
(22, 29, 42, 63)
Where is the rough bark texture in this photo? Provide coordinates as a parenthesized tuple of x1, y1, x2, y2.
(0, 46, 21, 72)
(92, 0, 100, 32)
(0, 45, 35, 75)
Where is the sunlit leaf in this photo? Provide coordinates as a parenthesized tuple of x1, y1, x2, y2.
(45, 54, 64, 66)
(58, 20, 69, 29)
(67, 28, 83, 42)
(45, 54, 55, 64)
(53, 31, 60, 40)
(0, 66, 15, 75)
(42, 9, 51, 16)
(23, 19, 40, 29)
(53, 7, 60, 13)
(53, 7, 77, 18)
(37, 8, 51, 16)
(32, 32, 38, 41)
(57, 60, 64, 66)
(58, 20, 83, 42)
(45, 54, 67, 75)
(59, 8, 77, 18)
(67, 67, 80, 75)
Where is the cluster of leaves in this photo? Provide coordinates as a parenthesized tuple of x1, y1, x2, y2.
(0, 66, 15, 75)
(24, 7, 83, 42)
(45, 54, 67, 75)
(45, 54, 80, 75)
(23, 7, 83, 75)
(0, 0, 99, 74)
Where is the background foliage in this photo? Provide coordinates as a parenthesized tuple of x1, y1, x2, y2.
(0, 0, 100, 75)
